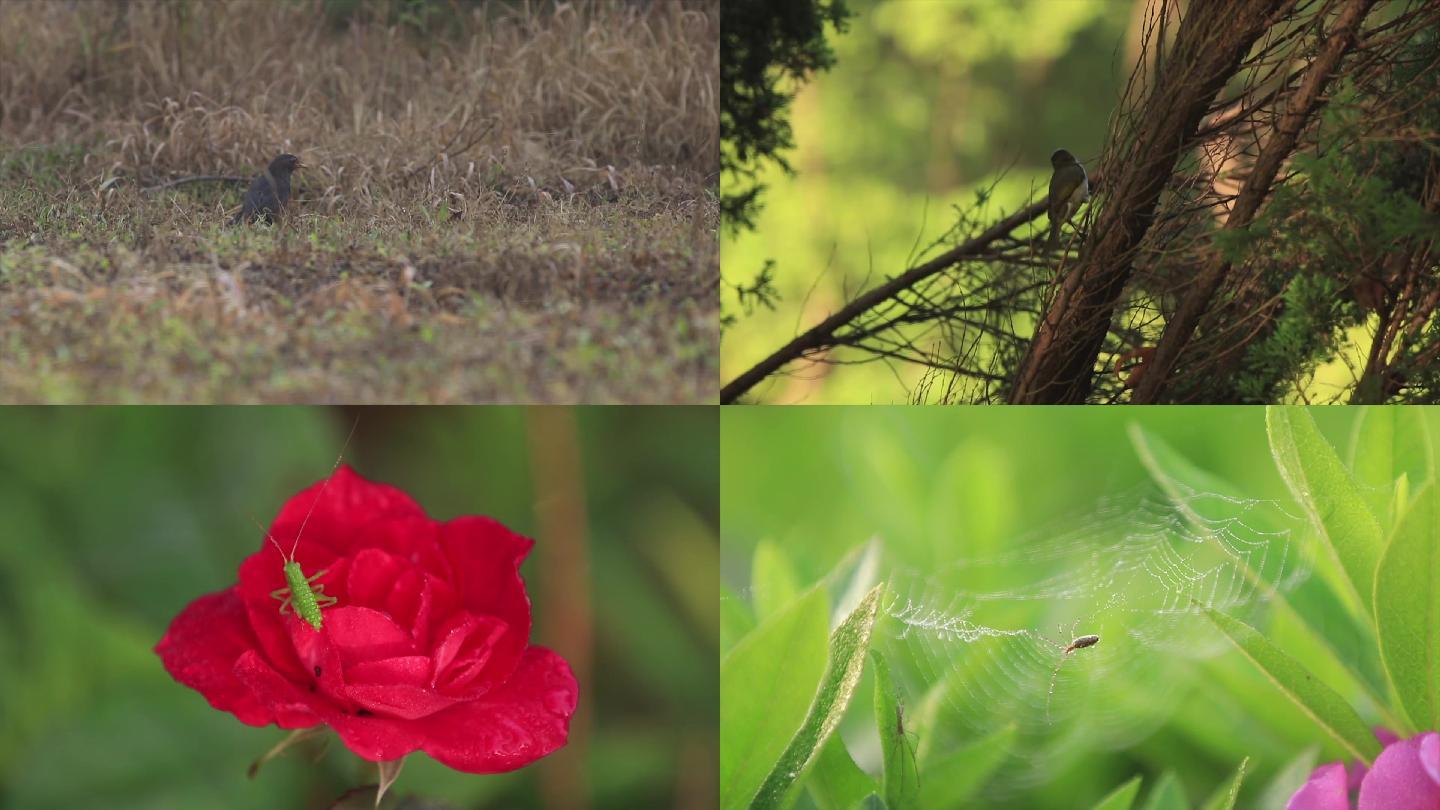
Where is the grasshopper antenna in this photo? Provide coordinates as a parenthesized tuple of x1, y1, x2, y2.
(249, 511, 287, 559)
(288, 416, 361, 558)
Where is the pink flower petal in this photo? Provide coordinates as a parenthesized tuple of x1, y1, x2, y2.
(1287, 762, 1350, 810)
(1419, 733, 1440, 788)
(1358, 733, 1440, 810)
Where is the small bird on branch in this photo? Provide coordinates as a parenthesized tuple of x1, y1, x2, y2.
(1047, 149, 1089, 250)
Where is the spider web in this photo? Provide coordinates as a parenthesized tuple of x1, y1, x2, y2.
(869, 476, 1310, 796)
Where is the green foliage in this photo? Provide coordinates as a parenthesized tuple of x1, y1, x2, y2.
(1268, 408, 1383, 615)
(1203, 607, 1381, 763)
(722, 407, 1440, 808)
(871, 652, 918, 810)
(1198, 758, 1248, 810)
(721, 0, 852, 232)
(1234, 274, 1345, 403)
(723, 1, 1440, 403)
(750, 585, 882, 810)
(719, 1, 1146, 400)
(721, 587, 831, 810)
(1374, 483, 1440, 732)
(722, 259, 782, 331)
(1090, 777, 1141, 810)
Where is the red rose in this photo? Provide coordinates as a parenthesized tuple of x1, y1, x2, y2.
(155, 466, 578, 774)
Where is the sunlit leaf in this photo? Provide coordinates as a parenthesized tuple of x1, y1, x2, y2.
(1374, 482, 1440, 732)
(1199, 757, 1248, 810)
(1090, 776, 1142, 810)
(1204, 607, 1380, 763)
(750, 585, 884, 810)
(1267, 407, 1382, 617)
(720, 587, 830, 810)
(753, 541, 802, 621)
(806, 735, 877, 810)
(915, 723, 1014, 810)
(1139, 771, 1185, 810)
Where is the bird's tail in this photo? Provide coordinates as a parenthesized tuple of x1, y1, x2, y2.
(1047, 222, 1060, 250)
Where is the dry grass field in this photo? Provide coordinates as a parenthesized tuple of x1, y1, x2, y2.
(0, 0, 717, 403)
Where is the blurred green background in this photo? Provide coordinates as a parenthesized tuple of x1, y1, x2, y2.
(721, 406, 1434, 808)
(0, 406, 717, 810)
(723, 0, 1134, 402)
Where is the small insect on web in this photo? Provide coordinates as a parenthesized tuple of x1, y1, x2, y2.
(258, 417, 360, 632)
(893, 698, 921, 794)
(1045, 620, 1100, 723)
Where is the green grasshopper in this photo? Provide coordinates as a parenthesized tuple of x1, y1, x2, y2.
(260, 419, 358, 631)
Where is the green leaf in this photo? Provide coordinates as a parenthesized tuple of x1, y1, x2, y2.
(1133, 424, 1394, 719)
(1255, 746, 1318, 810)
(721, 582, 757, 657)
(751, 584, 885, 810)
(753, 541, 803, 621)
(806, 735, 878, 810)
(1139, 772, 1186, 810)
(720, 587, 831, 810)
(1347, 407, 1434, 524)
(1090, 776, 1142, 810)
(1374, 482, 1440, 732)
(1267, 407, 1383, 616)
(871, 652, 919, 810)
(1203, 607, 1381, 764)
(1199, 757, 1249, 810)
(916, 724, 1015, 810)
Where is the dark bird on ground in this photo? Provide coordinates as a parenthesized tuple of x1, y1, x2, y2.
(229, 153, 304, 225)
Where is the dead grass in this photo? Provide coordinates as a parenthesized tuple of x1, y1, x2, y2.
(0, 0, 718, 403)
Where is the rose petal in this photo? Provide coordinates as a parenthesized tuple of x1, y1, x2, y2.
(1287, 762, 1349, 810)
(438, 516, 533, 619)
(327, 711, 425, 763)
(346, 548, 408, 607)
(286, 614, 347, 688)
(156, 589, 273, 726)
(348, 656, 433, 688)
(243, 598, 307, 681)
(400, 574, 436, 647)
(417, 646, 577, 774)
(384, 568, 424, 626)
(342, 684, 465, 720)
(1358, 733, 1440, 810)
(272, 466, 427, 547)
(431, 614, 508, 687)
(236, 468, 428, 599)
(325, 606, 416, 664)
(438, 517, 532, 683)
(233, 650, 327, 728)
